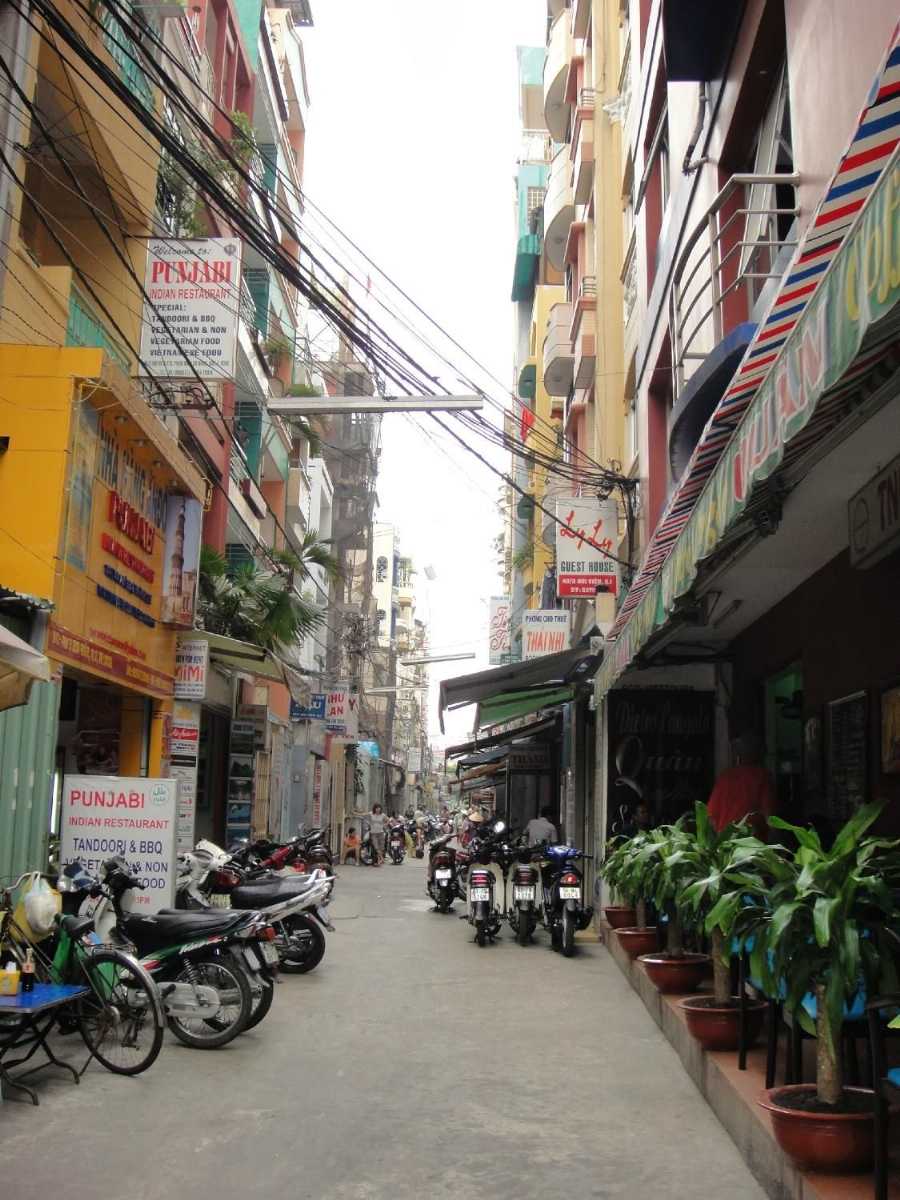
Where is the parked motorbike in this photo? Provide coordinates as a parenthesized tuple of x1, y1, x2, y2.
(182, 842, 333, 974)
(540, 844, 594, 957)
(507, 842, 541, 946)
(230, 828, 335, 886)
(75, 857, 274, 1047)
(359, 830, 378, 866)
(387, 823, 406, 865)
(426, 833, 459, 912)
(465, 821, 507, 946)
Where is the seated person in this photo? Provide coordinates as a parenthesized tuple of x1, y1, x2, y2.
(341, 826, 360, 864)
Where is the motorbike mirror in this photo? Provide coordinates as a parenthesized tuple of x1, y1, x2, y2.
(493, 820, 506, 834)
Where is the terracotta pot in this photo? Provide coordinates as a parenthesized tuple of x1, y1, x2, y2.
(603, 906, 637, 929)
(680, 995, 766, 1051)
(639, 952, 710, 994)
(615, 926, 660, 959)
(759, 1085, 876, 1173)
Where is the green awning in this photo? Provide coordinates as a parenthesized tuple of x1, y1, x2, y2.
(511, 233, 541, 302)
(200, 632, 287, 685)
(518, 361, 537, 400)
(476, 685, 573, 730)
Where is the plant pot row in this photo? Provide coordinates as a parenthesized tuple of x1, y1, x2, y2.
(607, 921, 879, 1174)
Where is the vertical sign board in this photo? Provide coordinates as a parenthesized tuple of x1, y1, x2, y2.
(407, 747, 422, 775)
(60, 776, 177, 912)
(139, 238, 241, 379)
(169, 700, 201, 851)
(290, 693, 326, 721)
(555, 497, 620, 598)
(325, 687, 359, 738)
(174, 636, 209, 699)
(227, 720, 256, 843)
(488, 595, 512, 665)
(521, 610, 570, 659)
(161, 496, 203, 626)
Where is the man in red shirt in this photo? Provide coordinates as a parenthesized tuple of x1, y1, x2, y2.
(708, 731, 776, 838)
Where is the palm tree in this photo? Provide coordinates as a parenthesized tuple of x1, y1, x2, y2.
(198, 536, 339, 654)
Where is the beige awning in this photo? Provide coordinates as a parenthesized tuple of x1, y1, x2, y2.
(0, 624, 52, 712)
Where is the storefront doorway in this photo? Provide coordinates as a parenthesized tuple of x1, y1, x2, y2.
(763, 663, 803, 820)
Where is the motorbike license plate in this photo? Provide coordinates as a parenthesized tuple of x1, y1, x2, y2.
(513, 886, 535, 901)
(435, 869, 452, 880)
(261, 941, 280, 965)
(559, 886, 581, 900)
(470, 887, 491, 902)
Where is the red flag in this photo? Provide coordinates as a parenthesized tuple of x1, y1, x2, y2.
(520, 407, 535, 442)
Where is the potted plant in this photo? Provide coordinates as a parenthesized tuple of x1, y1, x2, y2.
(673, 802, 771, 1050)
(600, 835, 637, 928)
(752, 803, 900, 1173)
(600, 832, 660, 958)
(637, 821, 711, 994)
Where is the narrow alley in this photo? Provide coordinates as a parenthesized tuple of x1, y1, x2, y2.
(0, 862, 765, 1200)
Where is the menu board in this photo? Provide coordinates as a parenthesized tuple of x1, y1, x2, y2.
(827, 692, 868, 822)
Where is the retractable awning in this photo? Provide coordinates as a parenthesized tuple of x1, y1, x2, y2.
(438, 645, 601, 732)
(202, 632, 288, 686)
(444, 714, 559, 760)
(476, 685, 573, 731)
(0, 624, 51, 712)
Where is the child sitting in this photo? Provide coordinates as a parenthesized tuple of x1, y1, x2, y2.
(341, 826, 360, 864)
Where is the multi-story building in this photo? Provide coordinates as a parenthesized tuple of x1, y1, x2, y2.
(591, 0, 900, 857)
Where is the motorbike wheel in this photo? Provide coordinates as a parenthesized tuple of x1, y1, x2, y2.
(167, 958, 252, 1049)
(435, 892, 452, 914)
(550, 920, 562, 952)
(517, 909, 530, 947)
(475, 920, 487, 947)
(244, 974, 275, 1031)
(561, 908, 576, 957)
(360, 846, 375, 866)
(279, 913, 327, 974)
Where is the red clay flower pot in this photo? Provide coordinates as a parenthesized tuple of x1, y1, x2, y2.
(639, 952, 710, 994)
(615, 926, 660, 959)
(679, 995, 766, 1051)
(603, 906, 637, 929)
(759, 1085, 877, 1173)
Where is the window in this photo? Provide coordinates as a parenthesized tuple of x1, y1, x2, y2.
(375, 556, 388, 583)
(526, 186, 545, 229)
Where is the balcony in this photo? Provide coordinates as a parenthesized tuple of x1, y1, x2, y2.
(572, 0, 591, 38)
(544, 150, 575, 271)
(543, 301, 574, 397)
(541, 473, 572, 549)
(571, 276, 596, 389)
(518, 356, 537, 401)
(66, 286, 131, 373)
(543, 11, 572, 143)
(101, 3, 154, 110)
(571, 90, 595, 205)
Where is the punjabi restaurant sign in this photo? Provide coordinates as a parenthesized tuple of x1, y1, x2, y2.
(597, 154, 900, 694)
(139, 238, 242, 380)
(52, 408, 187, 698)
(555, 498, 619, 598)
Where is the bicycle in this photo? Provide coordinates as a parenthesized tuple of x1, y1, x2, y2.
(0, 872, 164, 1076)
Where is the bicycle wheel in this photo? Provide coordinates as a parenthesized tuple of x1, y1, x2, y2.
(77, 948, 164, 1075)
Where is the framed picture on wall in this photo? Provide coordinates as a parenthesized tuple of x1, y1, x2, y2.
(880, 685, 900, 775)
(826, 692, 868, 822)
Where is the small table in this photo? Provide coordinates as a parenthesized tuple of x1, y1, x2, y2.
(0, 983, 90, 1105)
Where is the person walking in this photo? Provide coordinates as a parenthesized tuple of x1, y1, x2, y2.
(708, 730, 776, 838)
(367, 803, 387, 865)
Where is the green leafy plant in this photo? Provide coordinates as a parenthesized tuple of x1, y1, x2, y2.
(738, 804, 900, 1107)
(601, 830, 657, 929)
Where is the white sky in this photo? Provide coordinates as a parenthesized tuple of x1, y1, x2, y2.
(303, 0, 545, 749)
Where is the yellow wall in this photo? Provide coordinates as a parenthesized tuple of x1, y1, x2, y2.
(525, 282, 565, 604)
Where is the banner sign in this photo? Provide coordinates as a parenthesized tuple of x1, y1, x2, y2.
(522, 610, 570, 659)
(174, 636, 208, 699)
(169, 700, 200, 851)
(161, 496, 202, 627)
(488, 595, 512, 665)
(596, 153, 900, 695)
(139, 238, 241, 379)
(407, 747, 422, 774)
(849, 450, 900, 569)
(555, 498, 619, 598)
(60, 775, 177, 912)
(290, 693, 326, 721)
(325, 686, 359, 738)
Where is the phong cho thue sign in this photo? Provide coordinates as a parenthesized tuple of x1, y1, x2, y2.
(555, 498, 619, 598)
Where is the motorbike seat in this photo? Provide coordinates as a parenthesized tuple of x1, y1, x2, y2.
(60, 914, 95, 941)
(121, 909, 249, 942)
(230, 875, 319, 907)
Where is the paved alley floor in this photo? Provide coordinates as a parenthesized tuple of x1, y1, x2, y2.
(0, 859, 767, 1200)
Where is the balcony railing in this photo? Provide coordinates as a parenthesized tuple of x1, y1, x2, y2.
(66, 287, 132, 373)
(670, 172, 800, 401)
(101, 5, 154, 110)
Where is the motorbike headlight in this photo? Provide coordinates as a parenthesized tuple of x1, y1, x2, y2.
(493, 820, 506, 834)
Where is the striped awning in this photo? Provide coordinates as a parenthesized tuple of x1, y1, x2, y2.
(600, 25, 900, 681)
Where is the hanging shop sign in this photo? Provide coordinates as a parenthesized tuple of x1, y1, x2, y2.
(849, 451, 900, 569)
(161, 496, 202, 626)
(508, 744, 551, 771)
(555, 498, 619, 598)
(139, 238, 242, 379)
(488, 595, 512, 665)
(174, 636, 209, 699)
(325, 686, 359, 738)
(290, 693, 326, 721)
(60, 775, 177, 912)
(521, 610, 570, 660)
(169, 700, 201, 851)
